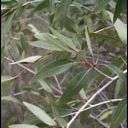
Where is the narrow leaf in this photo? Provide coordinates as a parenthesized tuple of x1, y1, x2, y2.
(1, 76, 14, 83)
(1, 96, 21, 104)
(59, 70, 91, 103)
(2, 11, 15, 35)
(33, 0, 49, 12)
(110, 96, 127, 128)
(113, 0, 122, 23)
(59, 0, 72, 22)
(107, 11, 127, 44)
(9, 124, 39, 128)
(30, 40, 63, 51)
(105, 64, 126, 83)
(98, 110, 113, 120)
(50, 28, 79, 52)
(85, 26, 93, 57)
(32, 60, 73, 81)
(31, 33, 72, 52)
(52, 103, 67, 127)
(23, 102, 56, 126)
(94, 0, 111, 12)
(38, 79, 53, 93)
(10, 56, 42, 64)
(63, 17, 79, 33)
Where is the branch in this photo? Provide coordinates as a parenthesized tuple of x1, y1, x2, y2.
(66, 69, 127, 128)
(62, 99, 122, 118)
(4, 57, 36, 74)
(4, 56, 62, 95)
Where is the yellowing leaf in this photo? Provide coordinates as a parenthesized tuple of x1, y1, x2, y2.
(10, 56, 42, 64)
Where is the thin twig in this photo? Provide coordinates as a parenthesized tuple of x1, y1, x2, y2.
(54, 75, 63, 94)
(61, 99, 122, 118)
(94, 26, 113, 33)
(94, 67, 113, 80)
(66, 69, 127, 128)
(4, 56, 63, 95)
(4, 57, 36, 74)
(90, 114, 109, 128)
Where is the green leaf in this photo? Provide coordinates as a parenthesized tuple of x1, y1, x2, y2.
(1, 0, 11, 2)
(10, 56, 42, 64)
(30, 33, 73, 52)
(90, 32, 119, 41)
(114, 79, 125, 98)
(1, 76, 14, 83)
(9, 124, 39, 128)
(2, 11, 16, 35)
(28, 24, 40, 35)
(80, 109, 91, 124)
(107, 11, 127, 44)
(33, 0, 50, 12)
(113, 0, 127, 23)
(59, 0, 72, 22)
(79, 89, 87, 100)
(94, 0, 111, 12)
(72, 34, 81, 49)
(63, 16, 79, 33)
(1, 96, 21, 104)
(110, 96, 127, 128)
(52, 103, 67, 127)
(98, 110, 113, 120)
(59, 70, 91, 103)
(23, 102, 56, 126)
(85, 26, 93, 57)
(30, 40, 63, 51)
(105, 64, 126, 83)
(113, 0, 123, 23)
(38, 79, 53, 93)
(50, 28, 79, 52)
(32, 60, 73, 81)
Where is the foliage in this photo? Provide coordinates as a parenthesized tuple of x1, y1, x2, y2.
(1, 0, 127, 128)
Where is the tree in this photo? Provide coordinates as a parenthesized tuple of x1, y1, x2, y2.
(1, 0, 127, 128)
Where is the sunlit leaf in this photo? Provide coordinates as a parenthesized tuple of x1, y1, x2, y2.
(38, 79, 53, 93)
(30, 33, 73, 52)
(23, 102, 56, 126)
(98, 110, 113, 120)
(107, 11, 127, 44)
(1, 76, 14, 83)
(10, 56, 42, 64)
(50, 28, 79, 52)
(9, 124, 39, 128)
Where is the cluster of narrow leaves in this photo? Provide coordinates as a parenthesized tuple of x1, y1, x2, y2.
(1, 0, 127, 128)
